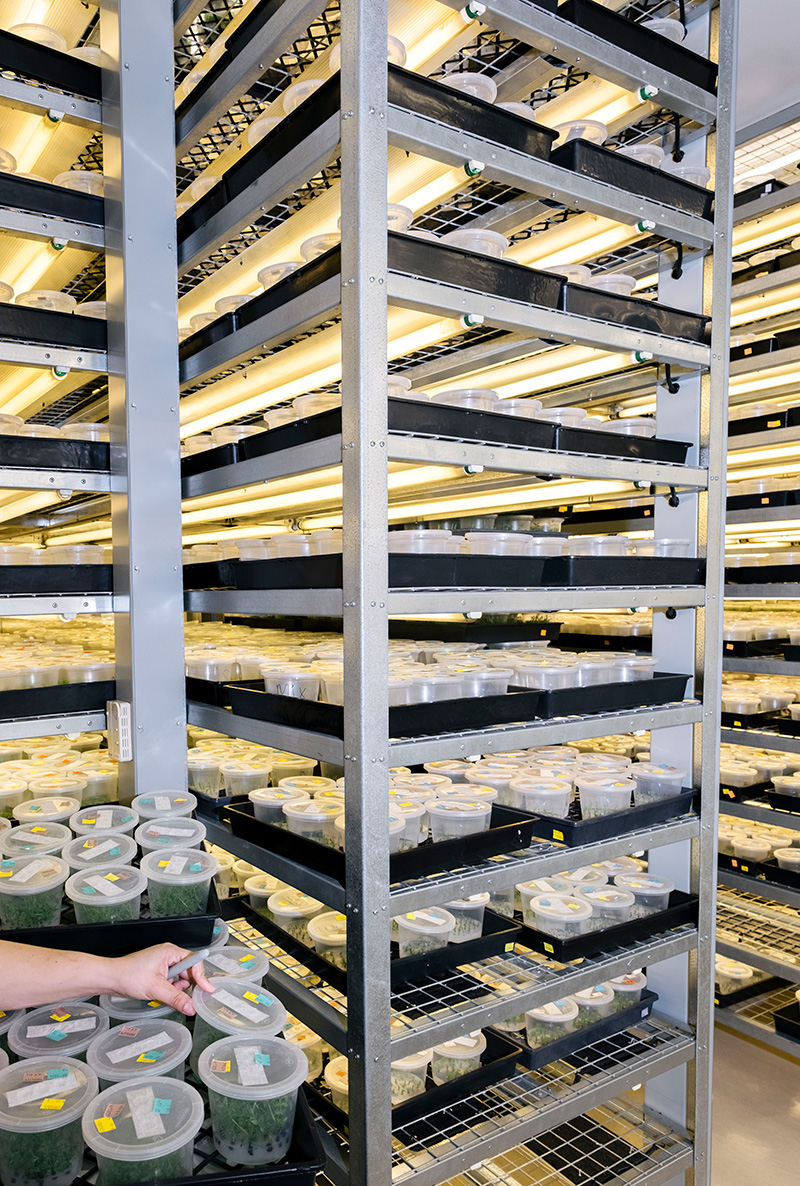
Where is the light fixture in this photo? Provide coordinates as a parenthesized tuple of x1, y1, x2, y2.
(733, 206, 800, 257)
(534, 77, 655, 132)
(729, 365, 800, 397)
(41, 524, 113, 546)
(730, 281, 800, 329)
(182, 524, 291, 545)
(423, 343, 634, 402)
(506, 213, 644, 270)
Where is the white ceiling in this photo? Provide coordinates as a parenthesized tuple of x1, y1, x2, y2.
(736, 0, 800, 134)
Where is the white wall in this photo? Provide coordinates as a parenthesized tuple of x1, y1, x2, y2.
(736, 0, 800, 133)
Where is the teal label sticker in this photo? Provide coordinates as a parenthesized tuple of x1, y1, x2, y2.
(254, 1052, 271, 1066)
(256, 994, 274, 1007)
(48, 1030, 67, 1042)
(189, 863, 202, 872)
(47, 1069, 68, 1079)
(110, 847, 121, 857)
(81, 887, 97, 895)
(146, 1051, 165, 1062)
(153, 1098, 171, 1114)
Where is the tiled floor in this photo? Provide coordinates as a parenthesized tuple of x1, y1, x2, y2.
(712, 1024, 800, 1185)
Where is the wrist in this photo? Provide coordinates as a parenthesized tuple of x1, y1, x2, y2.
(94, 954, 125, 998)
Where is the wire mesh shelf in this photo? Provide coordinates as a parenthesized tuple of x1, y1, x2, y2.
(717, 886, 800, 968)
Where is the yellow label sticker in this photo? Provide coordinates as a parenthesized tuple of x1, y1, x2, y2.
(734, 720, 742, 727)
(714, 996, 720, 1005)
(40, 1099, 64, 1110)
(504, 942, 515, 952)
(243, 992, 259, 1003)
(105, 873, 120, 882)
(768, 418, 781, 427)
(51, 1013, 70, 1023)
(147, 1001, 162, 1008)
(83, 819, 96, 825)
(94, 1118, 116, 1133)
(136, 1054, 155, 1063)
(552, 829, 564, 841)
(544, 942, 554, 953)
(0, 871, 12, 877)
(157, 861, 170, 869)
(30, 827, 46, 834)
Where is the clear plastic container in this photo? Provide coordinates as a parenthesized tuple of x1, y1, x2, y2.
(577, 779, 634, 818)
(617, 142, 665, 168)
(572, 885, 636, 928)
(264, 670, 320, 700)
(524, 998, 579, 1048)
(431, 1032, 486, 1084)
(509, 778, 571, 817)
(131, 790, 196, 820)
(526, 894, 593, 937)
(248, 786, 309, 824)
(731, 837, 771, 862)
(82, 1076, 204, 1184)
(555, 119, 608, 145)
(0, 822, 71, 859)
(135, 816, 206, 855)
(548, 264, 592, 284)
(441, 67, 497, 101)
(85, 1017, 192, 1088)
(299, 233, 340, 262)
(189, 977, 286, 1076)
(324, 1056, 350, 1112)
(608, 971, 647, 1008)
(532, 406, 587, 428)
(389, 800, 426, 851)
(388, 529, 452, 554)
(307, 910, 348, 969)
(257, 262, 299, 289)
(465, 532, 531, 556)
(198, 1033, 306, 1166)
(267, 889, 323, 944)
(719, 763, 760, 789)
(69, 805, 138, 837)
(603, 416, 656, 437)
(16, 289, 77, 314)
(140, 848, 217, 917)
(774, 848, 800, 871)
(391, 1050, 431, 1104)
(100, 996, 186, 1029)
(441, 227, 509, 258)
(284, 1021, 325, 1083)
(661, 159, 712, 189)
(494, 398, 544, 418)
(282, 798, 340, 846)
(80, 766, 119, 806)
(0, 1055, 97, 1186)
(9, 1000, 109, 1060)
(642, 16, 686, 42)
(62, 832, 138, 875)
(0, 852, 69, 928)
(65, 864, 145, 924)
(395, 907, 456, 958)
(613, 872, 674, 914)
(426, 798, 492, 842)
(572, 984, 616, 1026)
(715, 959, 754, 996)
(721, 695, 762, 714)
(560, 865, 608, 889)
(565, 535, 628, 557)
(443, 894, 489, 943)
(204, 945, 270, 984)
(631, 764, 688, 803)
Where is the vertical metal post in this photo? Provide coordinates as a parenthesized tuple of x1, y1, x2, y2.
(648, 3, 738, 1182)
(101, 0, 187, 801)
(339, 0, 392, 1183)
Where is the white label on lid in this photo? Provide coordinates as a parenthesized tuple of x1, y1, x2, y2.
(11, 858, 53, 884)
(450, 1036, 477, 1049)
(214, 988, 267, 1024)
(27, 1017, 96, 1038)
(107, 1031, 172, 1065)
(408, 911, 441, 926)
(206, 954, 243, 975)
(467, 895, 485, 902)
(540, 1003, 564, 1017)
(164, 856, 188, 876)
(234, 1045, 268, 1086)
(84, 875, 125, 898)
(570, 869, 594, 881)
(94, 811, 114, 829)
(153, 796, 171, 811)
(82, 838, 119, 861)
(147, 825, 192, 838)
(6, 1072, 79, 1108)
(126, 1086, 166, 1140)
(17, 833, 53, 846)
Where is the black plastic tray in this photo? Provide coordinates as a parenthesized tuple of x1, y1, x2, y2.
(0, 564, 112, 595)
(389, 63, 557, 158)
(722, 637, 785, 657)
(727, 489, 793, 511)
(306, 1027, 522, 1136)
(777, 718, 800, 737)
(719, 780, 771, 805)
(181, 441, 240, 478)
(773, 1001, 800, 1045)
(714, 975, 784, 1009)
(557, 0, 718, 92)
(560, 280, 709, 342)
(557, 631, 651, 653)
(0, 172, 104, 228)
(499, 788, 696, 846)
(6, 883, 220, 958)
(0, 433, 109, 472)
(0, 679, 115, 721)
(720, 709, 780, 729)
(222, 802, 534, 886)
(0, 303, 106, 352)
(718, 851, 800, 893)
(388, 619, 562, 644)
(763, 789, 800, 815)
(784, 644, 800, 663)
(551, 138, 714, 219)
(726, 563, 800, 585)
(514, 890, 698, 960)
(503, 989, 659, 1072)
(0, 26, 101, 98)
(540, 555, 704, 586)
(221, 670, 689, 738)
(728, 407, 792, 437)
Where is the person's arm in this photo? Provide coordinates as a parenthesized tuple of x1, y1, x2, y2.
(0, 942, 216, 1015)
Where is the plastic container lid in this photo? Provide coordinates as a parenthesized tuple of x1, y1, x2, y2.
(396, 906, 455, 937)
(0, 1055, 97, 1134)
(526, 998, 578, 1023)
(432, 1030, 486, 1058)
(135, 816, 206, 851)
(249, 786, 309, 808)
(82, 1076, 204, 1164)
(65, 864, 145, 909)
(0, 822, 71, 858)
(307, 911, 347, 946)
(198, 1032, 307, 1103)
(573, 984, 615, 1008)
(62, 833, 138, 871)
(614, 872, 675, 897)
(140, 847, 218, 885)
(9, 1000, 109, 1060)
(13, 797, 80, 824)
(530, 895, 593, 924)
(0, 852, 69, 897)
(99, 997, 185, 1025)
(132, 791, 196, 819)
(191, 977, 286, 1037)
(609, 970, 647, 993)
(85, 1018, 192, 1084)
(203, 945, 270, 982)
(324, 1055, 349, 1097)
(69, 805, 139, 836)
(425, 799, 492, 819)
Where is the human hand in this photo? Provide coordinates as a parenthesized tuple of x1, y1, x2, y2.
(108, 943, 216, 1016)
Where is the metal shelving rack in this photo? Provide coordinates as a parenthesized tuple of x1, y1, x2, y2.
(168, 0, 738, 1182)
